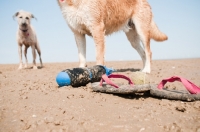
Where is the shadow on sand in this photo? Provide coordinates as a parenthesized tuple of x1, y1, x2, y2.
(113, 68, 141, 72)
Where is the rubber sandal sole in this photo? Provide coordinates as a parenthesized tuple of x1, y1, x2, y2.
(150, 87, 200, 101)
(92, 82, 152, 94)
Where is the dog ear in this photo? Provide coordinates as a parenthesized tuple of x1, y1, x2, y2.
(31, 14, 37, 21)
(13, 12, 19, 20)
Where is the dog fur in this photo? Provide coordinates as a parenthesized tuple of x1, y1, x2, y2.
(57, 0, 167, 73)
(14, 10, 43, 69)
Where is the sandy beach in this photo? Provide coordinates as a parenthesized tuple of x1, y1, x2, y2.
(0, 58, 200, 132)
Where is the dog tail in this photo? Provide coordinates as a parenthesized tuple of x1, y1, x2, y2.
(150, 20, 168, 41)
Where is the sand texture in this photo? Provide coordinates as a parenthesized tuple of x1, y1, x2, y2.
(0, 59, 200, 132)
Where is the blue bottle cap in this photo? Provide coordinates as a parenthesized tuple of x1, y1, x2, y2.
(56, 72, 71, 87)
(103, 66, 114, 75)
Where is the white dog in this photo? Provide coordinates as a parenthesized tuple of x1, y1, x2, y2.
(57, 0, 168, 73)
(13, 10, 43, 69)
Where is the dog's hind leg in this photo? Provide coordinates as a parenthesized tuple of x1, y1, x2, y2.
(74, 32, 87, 67)
(35, 42, 43, 68)
(24, 46, 29, 68)
(125, 26, 146, 70)
(132, 18, 152, 73)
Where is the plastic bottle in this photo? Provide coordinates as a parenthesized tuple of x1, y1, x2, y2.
(56, 65, 114, 87)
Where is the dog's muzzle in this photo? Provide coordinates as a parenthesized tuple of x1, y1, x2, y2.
(20, 29, 28, 32)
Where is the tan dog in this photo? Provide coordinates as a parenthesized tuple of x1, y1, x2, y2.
(57, 0, 167, 73)
(13, 10, 43, 69)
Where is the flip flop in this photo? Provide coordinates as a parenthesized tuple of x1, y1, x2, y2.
(150, 76, 200, 101)
(92, 74, 152, 94)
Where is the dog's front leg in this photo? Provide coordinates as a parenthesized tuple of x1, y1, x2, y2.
(18, 44, 23, 70)
(31, 45, 37, 69)
(74, 32, 86, 67)
(91, 25, 105, 65)
(24, 46, 28, 68)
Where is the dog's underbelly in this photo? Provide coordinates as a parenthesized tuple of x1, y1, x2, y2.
(104, 20, 131, 35)
(69, 23, 130, 36)
(67, 18, 131, 36)
(63, 9, 132, 36)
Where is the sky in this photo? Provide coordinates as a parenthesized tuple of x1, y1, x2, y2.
(0, 0, 200, 64)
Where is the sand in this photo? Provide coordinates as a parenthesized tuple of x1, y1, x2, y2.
(0, 59, 200, 132)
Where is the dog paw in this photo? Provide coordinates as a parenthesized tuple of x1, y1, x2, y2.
(141, 68, 151, 73)
(24, 64, 28, 68)
(33, 66, 38, 69)
(79, 64, 87, 67)
(141, 67, 151, 73)
(18, 65, 23, 70)
(18, 67, 23, 70)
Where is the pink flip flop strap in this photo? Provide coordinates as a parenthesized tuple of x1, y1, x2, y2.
(100, 74, 134, 88)
(158, 76, 200, 94)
